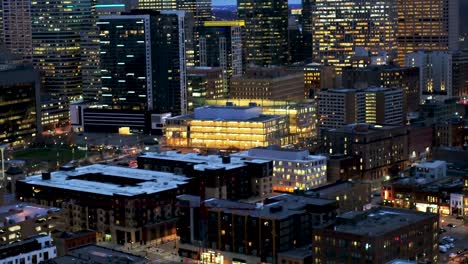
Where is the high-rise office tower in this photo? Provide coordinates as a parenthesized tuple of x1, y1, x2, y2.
(311, 0, 397, 71)
(451, 50, 468, 98)
(396, 0, 460, 66)
(406, 51, 452, 102)
(137, 0, 176, 10)
(301, 0, 313, 60)
(238, 0, 288, 66)
(98, 10, 186, 114)
(176, 0, 211, 26)
(2, 0, 32, 62)
(198, 20, 243, 90)
(31, 0, 100, 117)
(177, 0, 212, 67)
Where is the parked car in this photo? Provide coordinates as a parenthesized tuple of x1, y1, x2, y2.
(447, 223, 457, 228)
(439, 228, 447, 234)
(439, 245, 448, 253)
(442, 236, 455, 243)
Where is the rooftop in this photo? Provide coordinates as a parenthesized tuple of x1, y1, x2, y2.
(233, 146, 326, 162)
(415, 160, 446, 169)
(327, 123, 403, 134)
(139, 151, 269, 171)
(178, 194, 336, 220)
(334, 207, 437, 237)
(20, 164, 189, 197)
(46, 244, 146, 264)
(0, 204, 60, 227)
(170, 105, 282, 122)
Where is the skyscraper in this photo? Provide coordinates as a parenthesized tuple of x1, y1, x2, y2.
(2, 0, 32, 62)
(97, 10, 186, 114)
(31, 0, 100, 123)
(238, 0, 288, 66)
(198, 20, 243, 84)
(311, 0, 397, 71)
(137, 0, 176, 10)
(396, 0, 460, 65)
(176, 0, 212, 27)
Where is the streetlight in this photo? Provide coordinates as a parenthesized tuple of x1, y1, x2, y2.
(0, 143, 10, 188)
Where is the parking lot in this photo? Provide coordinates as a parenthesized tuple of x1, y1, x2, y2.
(439, 215, 468, 263)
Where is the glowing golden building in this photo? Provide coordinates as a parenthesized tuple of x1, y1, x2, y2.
(311, 0, 396, 71)
(165, 105, 290, 150)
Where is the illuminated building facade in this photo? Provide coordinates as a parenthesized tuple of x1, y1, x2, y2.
(206, 99, 318, 144)
(304, 63, 336, 98)
(31, 0, 100, 124)
(97, 10, 186, 114)
(233, 146, 327, 192)
(187, 67, 226, 111)
(176, 0, 212, 27)
(406, 51, 452, 102)
(2, 0, 32, 62)
(165, 105, 289, 150)
(396, 0, 459, 66)
(311, 0, 396, 71)
(238, 0, 288, 66)
(198, 21, 244, 79)
(137, 0, 176, 10)
(380, 67, 420, 113)
(230, 67, 304, 101)
(0, 65, 41, 144)
(322, 124, 409, 192)
(318, 88, 405, 130)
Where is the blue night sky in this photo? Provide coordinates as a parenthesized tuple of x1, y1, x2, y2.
(212, 0, 301, 6)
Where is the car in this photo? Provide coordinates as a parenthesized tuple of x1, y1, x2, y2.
(439, 228, 447, 234)
(439, 245, 448, 253)
(456, 216, 464, 220)
(442, 236, 455, 243)
(447, 223, 457, 228)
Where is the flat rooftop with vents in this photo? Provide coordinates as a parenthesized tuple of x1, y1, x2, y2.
(334, 207, 438, 236)
(19, 164, 189, 197)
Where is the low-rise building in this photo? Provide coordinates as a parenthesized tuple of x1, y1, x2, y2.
(232, 146, 327, 192)
(0, 235, 56, 264)
(138, 151, 273, 201)
(16, 164, 191, 245)
(312, 208, 439, 264)
(44, 244, 147, 264)
(305, 180, 372, 214)
(322, 124, 409, 192)
(0, 203, 62, 246)
(414, 160, 447, 179)
(177, 194, 338, 264)
(165, 105, 290, 150)
(205, 99, 318, 146)
(382, 169, 463, 215)
(51, 230, 97, 257)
